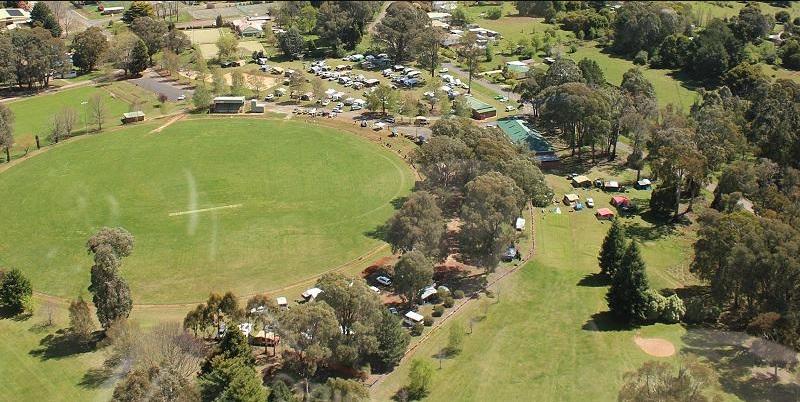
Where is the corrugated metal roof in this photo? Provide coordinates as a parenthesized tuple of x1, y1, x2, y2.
(466, 96, 495, 113)
(122, 111, 145, 118)
(496, 119, 555, 154)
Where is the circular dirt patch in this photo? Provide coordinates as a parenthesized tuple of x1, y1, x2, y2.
(634, 335, 676, 357)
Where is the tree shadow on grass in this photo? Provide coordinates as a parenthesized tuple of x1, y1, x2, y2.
(624, 221, 677, 242)
(364, 223, 388, 241)
(581, 311, 636, 332)
(577, 272, 610, 287)
(29, 329, 94, 360)
(78, 366, 115, 389)
(390, 195, 408, 210)
(681, 328, 800, 402)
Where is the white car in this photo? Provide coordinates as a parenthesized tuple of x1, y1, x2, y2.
(177, 94, 185, 100)
(439, 67, 449, 73)
(586, 198, 595, 208)
(505, 105, 516, 112)
(369, 286, 381, 293)
(376, 276, 392, 286)
(265, 94, 274, 101)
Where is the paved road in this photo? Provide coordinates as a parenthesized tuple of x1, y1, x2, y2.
(67, 5, 116, 39)
(130, 70, 194, 101)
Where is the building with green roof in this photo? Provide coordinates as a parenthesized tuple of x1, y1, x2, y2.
(496, 119, 559, 168)
(466, 96, 497, 120)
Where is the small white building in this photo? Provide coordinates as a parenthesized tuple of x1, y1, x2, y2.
(404, 311, 425, 326)
(276, 297, 289, 310)
(515, 217, 526, 231)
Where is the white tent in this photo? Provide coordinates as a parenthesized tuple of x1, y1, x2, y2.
(301, 287, 322, 300)
(420, 286, 438, 301)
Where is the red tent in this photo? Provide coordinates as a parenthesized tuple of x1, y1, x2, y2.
(610, 196, 630, 207)
(595, 208, 615, 220)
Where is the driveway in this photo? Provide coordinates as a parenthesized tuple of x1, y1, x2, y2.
(130, 70, 194, 101)
(442, 62, 519, 102)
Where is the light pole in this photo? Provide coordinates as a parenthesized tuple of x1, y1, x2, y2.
(80, 101, 88, 134)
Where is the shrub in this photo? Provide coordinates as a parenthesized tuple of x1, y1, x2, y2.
(453, 290, 465, 299)
(684, 296, 720, 323)
(411, 322, 424, 336)
(644, 290, 666, 322)
(423, 315, 434, 326)
(486, 8, 502, 20)
(436, 286, 451, 299)
(633, 50, 648, 65)
(443, 296, 454, 308)
(661, 294, 686, 323)
(432, 305, 444, 317)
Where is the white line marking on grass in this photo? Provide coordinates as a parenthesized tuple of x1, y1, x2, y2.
(169, 204, 243, 217)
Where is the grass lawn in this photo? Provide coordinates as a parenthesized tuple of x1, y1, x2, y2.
(76, 1, 130, 20)
(0, 118, 414, 304)
(186, 28, 231, 45)
(0, 307, 111, 402)
(567, 45, 699, 111)
(5, 83, 160, 157)
(370, 168, 743, 401)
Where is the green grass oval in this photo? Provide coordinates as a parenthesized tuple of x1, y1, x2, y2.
(0, 119, 414, 303)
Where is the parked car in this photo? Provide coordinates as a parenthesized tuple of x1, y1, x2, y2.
(369, 286, 381, 293)
(376, 276, 392, 286)
(439, 67, 449, 73)
(586, 198, 595, 208)
(264, 94, 274, 101)
(388, 307, 399, 315)
(505, 105, 515, 112)
(351, 105, 362, 111)
(384, 116, 396, 123)
(360, 120, 368, 127)
(177, 94, 185, 100)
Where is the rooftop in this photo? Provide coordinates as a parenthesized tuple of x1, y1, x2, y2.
(496, 119, 555, 154)
(466, 97, 496, 113)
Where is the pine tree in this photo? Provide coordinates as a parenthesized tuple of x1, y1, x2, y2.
(129, 39, 149, 76)
(201, 327, 254, 375)
(198, 355, 267, 402)
(0, 268, 32, 314)
(268, 380, 296, 402)
(375, 310, 410, 368)
(606, 242, 651, 323)
(598, 219, 627, 277)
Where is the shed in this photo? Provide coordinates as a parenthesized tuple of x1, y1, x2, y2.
(595, 208, 615, 220)
(495, 119, 559, 168)
(610, 196, 631, 207)
(301, 287, 323, 301)
(563, 193, 580, 205)
(572, 175, 592, 188)
(515, 217, 526, 231)
(505, 60, 530, 76)
(212, 96, 245, 113)
(276, 297, 288, 310)
(604, 181, 620, 192)
(250, 99, 265, 113)
(466, 97, 497, 120)
(121, 111, 145, 124)
(404, 311, 424, 326)
(635, 179, 652, 190)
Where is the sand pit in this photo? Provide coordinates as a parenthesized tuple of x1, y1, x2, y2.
(634, 335, 676, 357)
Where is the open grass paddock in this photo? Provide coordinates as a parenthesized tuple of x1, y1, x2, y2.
(0, 118, 414, 304)
(370, 172, 746, 401)
(6, 83, 160, 157)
